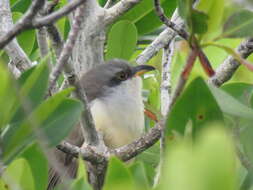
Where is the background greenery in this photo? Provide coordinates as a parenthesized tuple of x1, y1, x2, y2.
(1, 0, 253, 189)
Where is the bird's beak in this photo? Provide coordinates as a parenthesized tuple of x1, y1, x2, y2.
(132, 65, 156, 77)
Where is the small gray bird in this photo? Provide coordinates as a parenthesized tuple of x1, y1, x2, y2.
(48, 59, 155, 189)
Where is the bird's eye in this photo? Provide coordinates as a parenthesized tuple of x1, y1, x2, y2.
(116, 71, 128, 81)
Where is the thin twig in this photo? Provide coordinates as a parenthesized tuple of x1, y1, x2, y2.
(153, 0, 188, 40)
(170, 49, 198, 106)
(47, 5, 86, 96)
(47, 24, 63, 58)
(33, 0, 86, 27)
(153, 0, 215, 76)
(43, 0, 63, 59)
(36, 27, 51, 65)
(153, 41, 175, 186)
(136, 10, 184, 65)
(0, 0, 45, 49)
(0, 0, 85, 49)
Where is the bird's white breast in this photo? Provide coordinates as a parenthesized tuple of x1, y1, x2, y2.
(90, 77, 144, 148)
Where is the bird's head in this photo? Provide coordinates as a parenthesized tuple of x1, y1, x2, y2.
(80, 59, 155, 102)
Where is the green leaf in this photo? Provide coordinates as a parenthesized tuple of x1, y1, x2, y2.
(71, 158, 92, 190)
(221, 83, 253, 106)
(98, 0, 107, 6)
(196, 0, 225, 39)
(161, 127, 236, 190)
(129, 162, 149, 190)
(209, 85, 253, 120)
(106, 20, 137, 60)
(118, 0, 176, 34)
(191, 10, 209, 34)
(104, 157, 135, 190)
(11, 0, 31, 13)
(1, 88, 82, 163)
(1, 158, 35, 190)
(76, 158, 88, 180)
(21, 144, 48, 190)
(71, 178, 92, 190)
(240, 126, 253, 171)
(222, 9, 253, 38)
(134, 0, 177, 35)
(120, 0, 169, 22)
(166, 77, 224, 136)
(178, 0, 192, 20)
(12, 12, 35, 55)
(0, 64, 17, 128)
(11, 62, 49, 123)
(0, 179, 8, 190)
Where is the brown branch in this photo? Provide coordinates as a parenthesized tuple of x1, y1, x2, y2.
(170, 49, 198, 108)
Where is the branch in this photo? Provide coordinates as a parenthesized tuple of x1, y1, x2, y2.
(0, 0, 85, 49)
(47, 24, 63, 58)
(136, 10, 184, 65)
(47, 5, 86, 95)
(36, 27, 51, 67)
(153, 0, 188, 40)
(57, 123, 162, 163)
(112, 124, 162, 161)
(104, 0, 113, 9)
(33, 0, 86, 28)
(0, 0, 45, 49)
(153, 0, 215, 77)
(104, 0, 142, 25)
(8, 61, 21, 78)
(57, 142, 106, 164)
(208, 38, 253, 86)
(0, 0, 32, 72)
(160, 43, 174, 116)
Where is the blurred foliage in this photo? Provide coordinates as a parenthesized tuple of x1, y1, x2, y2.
(1, 0, 253, 190)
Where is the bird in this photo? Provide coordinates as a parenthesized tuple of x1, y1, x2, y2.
(47, 59, 155, 189)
